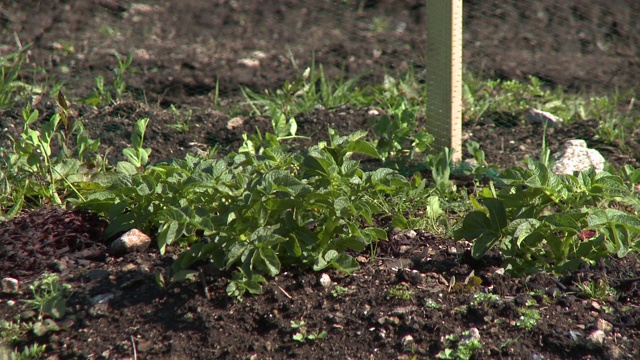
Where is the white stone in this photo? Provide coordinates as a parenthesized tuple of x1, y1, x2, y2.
(237, 58, 260, 68)
(109, 229, 152, 256)
(226, 117, 244, 130)
(400, 334, 414, 347)
(319, 273, 332, 288)
(1, 277, 19, 294)
(551, 139, 605, 175)
(596, 318, 613, 333)
(587, 329, 606, 346)
(525, 108, 563, 126)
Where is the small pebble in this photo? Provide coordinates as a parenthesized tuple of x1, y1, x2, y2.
(400, 334, 414, 347)
(319, 273, 332, 288)
(1, 277, 19, 294)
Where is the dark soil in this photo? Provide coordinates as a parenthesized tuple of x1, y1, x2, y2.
(2, 1, 640, 359)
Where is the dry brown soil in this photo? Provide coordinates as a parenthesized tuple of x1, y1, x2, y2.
(1, 1, 640, 359)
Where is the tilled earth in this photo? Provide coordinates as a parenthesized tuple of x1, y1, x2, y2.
(2, 1, 640, 359)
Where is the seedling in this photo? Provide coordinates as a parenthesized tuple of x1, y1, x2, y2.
(331, 285, 353, 298)
(23, 274, 71, 320)
(85, 53, 132, 106)
(1, 94, 102, 218)
(424, 298, 442, 309)
(515, 308, 540, 330)
(1, 343, 46, 360)
(575, 278, 617, 301)
(387, 285, 414, 301)
(436, 329, 482, 360)
(290, 320, 327, 343)
(0, 319, 30, 345)
(167, 105, 193, 133)
(470, 292, 500, 306)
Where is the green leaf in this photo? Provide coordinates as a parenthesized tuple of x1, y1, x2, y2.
(483, 198, 508, 231)
(117, 161, 138, 175)
(226, 242, 249, 269)
(172, 270, 199, 282)
(345, 140, 380, 159)
(330, 253, 359, 273)
(370, 168, 396, 182)
(510, 218, 541, 246)
(591, 173, 629, 197)
(334, 196, 351, 214)
(257, 247, 281, 276)
(52, 159, 80, 180)
(264, 170, 308, 195)
(122, 148, 140, 167)
(157, 220, 184, 254)
(471, 232, 502, 259)
(543, 212, 583, 231)
(43, 297, 67, 319)
(454, 211, 493, 241)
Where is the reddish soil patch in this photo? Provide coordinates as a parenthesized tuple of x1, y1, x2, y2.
(2, 1, 640, 359)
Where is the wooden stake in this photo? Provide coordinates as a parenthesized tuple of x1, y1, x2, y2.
(425, 0, 463, 161)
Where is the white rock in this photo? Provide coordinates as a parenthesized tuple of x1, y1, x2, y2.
(525, 108, 563, 126)
(1, 277, 19, 294)
(551, 139, 605, 175)
(400, 334, 414, 347)
(596, 318, 613, 333)
(319, 273, 332, 288)
(109, 229, 152, 256)
(237, 58, 260, 68)
(226, 117, 244, 130)
(587, 329, 606, 346)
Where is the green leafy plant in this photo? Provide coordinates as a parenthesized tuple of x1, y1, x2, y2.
(455, 160, 640, 275)
(290, 320, 327, 343)
(0, 319, 30, 345)
(23, 274, 71, 321)
(1, 94, 101, 218)
(0, 343, 47, 360)
(331, 285, 353, 298)
(424, 147, 455, 196)
(436, 330, 482, 360)
(85, 53, 133, 106)
(387, 285, 414, 300)
(575, 278, 618, 301)
(81, 127, 417, 298)
(0, 46, 32, 110)
(424, 298, 442, 309)
(515, 308, 540, 330)
(470, 292, 500, 306)
(167, 105, 193, 133)
(119, 118, 151, 171)
(371, 100, 433, 162)
(242, 61, 364, 120)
